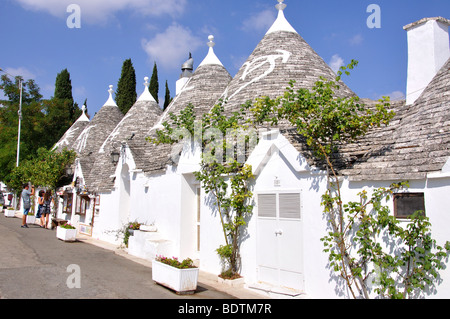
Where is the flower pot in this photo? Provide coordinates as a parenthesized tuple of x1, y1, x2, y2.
(56, 226, 77, 242)
(26, 215, 36, 224)
(5, 210, 16, 218)
(152, 260, 199, 294)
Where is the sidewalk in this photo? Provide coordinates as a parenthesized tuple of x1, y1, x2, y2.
(76, 233, 270, 299)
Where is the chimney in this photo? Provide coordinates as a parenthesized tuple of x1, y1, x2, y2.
(404, 17, 450, 105)
(176, 53, 194, 95)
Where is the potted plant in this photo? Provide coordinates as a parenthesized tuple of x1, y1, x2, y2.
(127, 221, 141, 236)
(26, 212, 36, 224)
(152, 256, 199, 294)
(56, 223, 77, 242)
(123, 221, 141, 247)
(5, 207, 16, 218)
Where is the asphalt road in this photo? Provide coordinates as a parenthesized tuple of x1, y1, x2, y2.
(0, 214, 236, 300)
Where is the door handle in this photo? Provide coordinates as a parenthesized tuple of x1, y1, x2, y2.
(275, 229, 283, 236)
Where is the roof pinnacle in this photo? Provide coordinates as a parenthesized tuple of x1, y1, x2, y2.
(266, 0, 297, 35)
(103, 85, 118, 107)
(276, 0, 287, 11)
(199, 34, 224, 67)
(137, 76, 157, 102)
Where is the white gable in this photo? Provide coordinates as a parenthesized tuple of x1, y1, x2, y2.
(246, 130, 314, 176)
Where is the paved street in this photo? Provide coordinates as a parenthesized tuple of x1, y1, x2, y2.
(0, 214, 240, 300)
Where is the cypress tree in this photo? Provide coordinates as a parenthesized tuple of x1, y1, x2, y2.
(163, 80, 172, 111)
(149, 62, 159, 104)
(54, 69, 74, 104)
(53, 68, 81, 126)
(116, 59, 137, 115)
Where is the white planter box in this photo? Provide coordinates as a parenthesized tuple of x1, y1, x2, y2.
(152, 260, 199, 294)
(26, 215, 36, 224)
(4, 210, 16, 218)
(56, 226, 77, 242)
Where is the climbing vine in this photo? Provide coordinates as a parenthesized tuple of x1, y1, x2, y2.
(251, 60, 450, 298)
(149, 101, 256, 278)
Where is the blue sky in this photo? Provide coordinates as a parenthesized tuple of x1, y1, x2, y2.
(1, 0, 449, 117)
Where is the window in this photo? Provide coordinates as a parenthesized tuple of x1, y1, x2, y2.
(258, 193, 301, 219)
(393, 193, 425, 219)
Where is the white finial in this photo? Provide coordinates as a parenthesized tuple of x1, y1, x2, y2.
(76, 104, 90, 122)
(137, 76, 157, 102)
(276, 0, 287, 11)
(103, 85, 118, 107)
(266, 0, 297, 35)
(199, 34, 224, 67)
(208, 35, 215, 48)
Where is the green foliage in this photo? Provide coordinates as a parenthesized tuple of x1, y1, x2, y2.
(8, 147, 77, 192)
(149, 101, 256, 277)
(156, 256, 197, 269)
(149, 62, 159, 104)
(251, 60, 449, 298)
(321, 182, 450, 299)
(0, 72, 81, 191)
(252, 60, 394, 159)
(59, 223, 76, 230)
(163, 80, 172, 111)
(116, 59, 137, 115)
(54, 69, 81, 122)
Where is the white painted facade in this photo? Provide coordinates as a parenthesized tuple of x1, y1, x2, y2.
(54, 0, 450, 299)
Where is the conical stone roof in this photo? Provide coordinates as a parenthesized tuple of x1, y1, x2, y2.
(53, 105, 90, 152)
(141, 35, 232, 174)
(75, 86, 125, 185)
(219, 1, 354, 117)
(87, 79, 162, 192)
(339, 58, 450, 181)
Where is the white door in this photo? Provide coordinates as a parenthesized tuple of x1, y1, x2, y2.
(257, 192, 304, 291)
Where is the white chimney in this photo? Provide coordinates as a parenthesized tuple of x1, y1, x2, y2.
(176, 53, 194, 96)
(404, 17, 450, 105)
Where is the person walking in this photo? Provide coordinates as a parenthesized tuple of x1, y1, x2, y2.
(21, 183, 35, 228)
(41, 190, 53, 229)
(37, 190, 45, 227)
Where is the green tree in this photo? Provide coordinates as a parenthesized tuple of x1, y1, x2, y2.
(149, 62, 159, 104)
(0, 74, 44, 184)
(116, 59, 137, 114)
(163, 80, 172, 111)
(149, 102, 256, 278)
(9, 147, 77, 192)
(54, 69, 81, 122)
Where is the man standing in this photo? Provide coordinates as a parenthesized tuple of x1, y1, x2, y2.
(21, 183, 35, 228)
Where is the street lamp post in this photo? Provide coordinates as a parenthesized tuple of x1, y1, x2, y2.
(0, 67, 23, 167)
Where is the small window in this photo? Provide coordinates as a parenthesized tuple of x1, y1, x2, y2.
(393, 193, 425, 219)
(258, 194, 277, 218)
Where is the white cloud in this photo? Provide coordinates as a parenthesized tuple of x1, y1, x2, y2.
(141, 23, 203, 69)
(329, 54, 345, 74)
(385, 91, 405, 101)
(242, 9, 276, 32)
(14, 0, 187, 24)
(3, 67, 36, 80)
(349, 33, 364, 46)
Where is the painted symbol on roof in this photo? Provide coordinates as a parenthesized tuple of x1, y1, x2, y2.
(53, 127, 80, 150)
(75, 125, 96, 153)
(223, 49, 291, 101)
